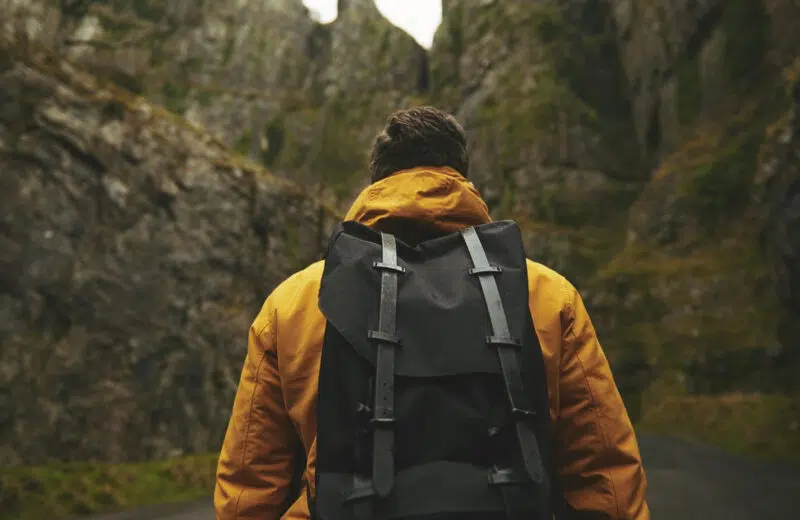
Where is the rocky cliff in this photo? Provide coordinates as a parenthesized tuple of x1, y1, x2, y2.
(0, 37, 332, 466)
(2, 0, 798, 465)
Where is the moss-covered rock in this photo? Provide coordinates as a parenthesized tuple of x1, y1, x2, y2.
(586, 237, 783, 419)
(754, 60, 800, 402)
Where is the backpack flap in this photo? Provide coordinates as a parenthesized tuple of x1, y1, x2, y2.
(314, 220, 553, 520)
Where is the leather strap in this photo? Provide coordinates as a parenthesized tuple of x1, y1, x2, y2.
(461, 226, 544, 484)
(369, 232, 403, 498)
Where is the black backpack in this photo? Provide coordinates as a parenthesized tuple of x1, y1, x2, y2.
(311, 219, 557, 520)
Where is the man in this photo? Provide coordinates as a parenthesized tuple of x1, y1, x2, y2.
(215, 106, 649, 520)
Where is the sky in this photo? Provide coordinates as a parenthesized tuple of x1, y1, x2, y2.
(302, 0, 442, 49)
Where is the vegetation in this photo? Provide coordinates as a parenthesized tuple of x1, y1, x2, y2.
(0, 454, 218, 520)
(638, 394, 800, 465)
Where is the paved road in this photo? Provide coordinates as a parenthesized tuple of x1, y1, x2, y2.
(86, 435, 800, 520)
(638, 435, 800, 519)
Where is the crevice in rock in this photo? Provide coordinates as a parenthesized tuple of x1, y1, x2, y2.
(663, 3, 725, 82)
(646, 99, 662, 154)
(417, 49, 430, 94)
(685, 3, 724, 58)
(34, 289, 72, 344)
(42, 127, 108, 174)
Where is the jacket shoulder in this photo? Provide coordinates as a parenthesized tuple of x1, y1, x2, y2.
(525, 259, 570, 295)
(272, 260, 326, 301)
(253, 260, 325, 335)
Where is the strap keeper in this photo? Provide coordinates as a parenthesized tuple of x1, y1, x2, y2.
(486, 335, 522, 348)
(368, 330, 402, 346)
(369, 416, 396, 427)
(468, 265, 503, 275)
(373, 261, 406, 274)
(343, 476, 376, 503)
(488, 466, 531, 486)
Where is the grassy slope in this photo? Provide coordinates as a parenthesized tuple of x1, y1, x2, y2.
(0, 454, 218, 520)
(637, 394, 800, 465)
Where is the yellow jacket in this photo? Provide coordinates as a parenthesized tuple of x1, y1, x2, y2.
(214, 166, 649, 519)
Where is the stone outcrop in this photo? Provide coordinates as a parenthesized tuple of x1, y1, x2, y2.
(429, 0, 643, 286)
(0, 0, 426, 190)
(593, 0, 800, 414)
(0, 39, 331, 466)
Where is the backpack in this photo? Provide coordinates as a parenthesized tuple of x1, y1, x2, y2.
(311, 219, 556, 520)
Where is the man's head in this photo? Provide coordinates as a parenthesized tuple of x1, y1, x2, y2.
(369, 106, 469, 183)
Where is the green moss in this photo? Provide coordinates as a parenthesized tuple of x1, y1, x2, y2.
(229, 116, 286, 167)
(100, 98, 127, 121)
(309, 95, 371, 198)
(447, 3, 465, 63)
(681, 129, 760, 223)
(0, 454, 219, 520)
(638, 394, 800, 464)
(261, 115, 286, 167)
(100, 67, 145, 95)
(587, 235, 783, 423)
(195, 87, 214, 108)
(132, 0, 168, 21)
(513, 216, 627, 288)
(0, 44, 14, 73)
(660, 66, 788, 228)
(222, 34, 236, 66)
(233, 130, 253, 157)
(160, 81, 190, 114)
(722, 0, 769, 87)
(531, 5, 566, 44)
(476, 62, 594, 170)
(676, 52, 702, 126)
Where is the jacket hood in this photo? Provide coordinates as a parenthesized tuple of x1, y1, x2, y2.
(343, 166, 491, 238)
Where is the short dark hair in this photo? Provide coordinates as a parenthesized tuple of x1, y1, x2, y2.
(369, 106, 469, 183)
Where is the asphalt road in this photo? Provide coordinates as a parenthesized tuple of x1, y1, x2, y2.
(86, 435, 800, 520)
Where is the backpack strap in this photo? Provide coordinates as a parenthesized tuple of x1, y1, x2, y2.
(342, 232, 404, 520)
(461, 226, 545, 485)
(369, 232, 404, 497)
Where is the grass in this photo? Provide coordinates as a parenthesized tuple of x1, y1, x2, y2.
(0, 454, 219, 520)
(637, 393, 800, 465)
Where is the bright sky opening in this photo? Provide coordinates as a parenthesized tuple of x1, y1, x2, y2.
(302, 0, 442, 49)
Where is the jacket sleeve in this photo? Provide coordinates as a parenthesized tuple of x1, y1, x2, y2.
(214, 295, 299, 520)
(554, 279, 649, 519)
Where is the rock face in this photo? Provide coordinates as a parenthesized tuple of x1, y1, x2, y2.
(594, 0, 800, 412)
(0, 40, 330, 466)
(429, 0, 643, 286)
(1, 0, 799, 465)
(757, 80, 800, 397)
(0, 0, 426, 189)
